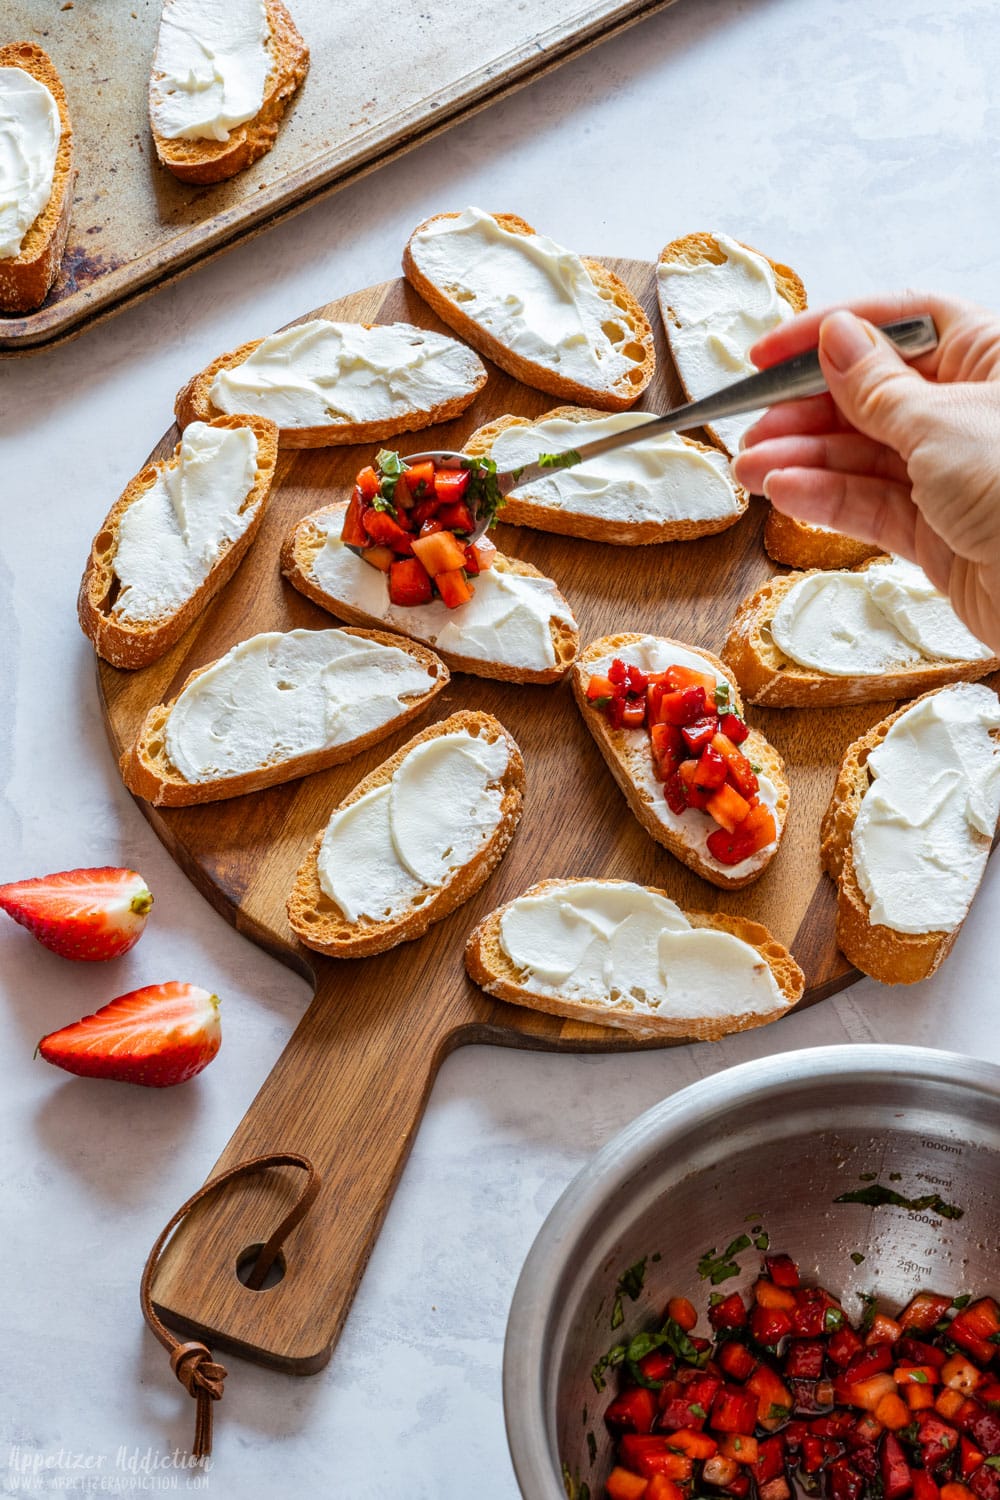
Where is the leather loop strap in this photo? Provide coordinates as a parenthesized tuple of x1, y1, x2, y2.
(140, 1152, 321, 1458)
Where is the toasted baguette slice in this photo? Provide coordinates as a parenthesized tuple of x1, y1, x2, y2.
(402, 210, 654, 409)
(0, 44, 74, 314)
(466, 878, 804, 1041)
(723, 558, 1000, 708)
(121, 627, 448, 807)
(149, 0, 308, 185)
(463, 407, 747, 545)
(820, 686, 1000, 984)
(282, 500, 579, 684)
(78, 415, 278, 671)
(764, 508, 881, 570)
(174, 321, 487, 448)
(287, 711, 525, 958)
(573, 634, 789, 889)
(656, 232, 806, 456)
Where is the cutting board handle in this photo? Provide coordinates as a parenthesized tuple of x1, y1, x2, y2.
(149, 960, 468, 1374)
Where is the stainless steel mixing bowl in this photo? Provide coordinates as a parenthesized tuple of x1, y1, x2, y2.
(504, 1045, 1000, 1500)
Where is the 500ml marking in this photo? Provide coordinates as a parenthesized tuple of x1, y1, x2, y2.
(922, 1139, 963, 1156)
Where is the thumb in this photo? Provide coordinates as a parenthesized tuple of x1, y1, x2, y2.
(818, 309, 933, 457)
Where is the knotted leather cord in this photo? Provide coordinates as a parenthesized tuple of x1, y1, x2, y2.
(140, 1152, 321, 1459)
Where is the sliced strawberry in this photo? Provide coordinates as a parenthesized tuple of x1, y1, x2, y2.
(37, 982, 220, 1087)
(0, 867, 152, 961)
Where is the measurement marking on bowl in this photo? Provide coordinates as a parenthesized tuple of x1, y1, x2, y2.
(922, 1138, 964, 1156)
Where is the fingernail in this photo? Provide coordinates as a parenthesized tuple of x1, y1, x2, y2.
(738, 425, 756, 451)
(761, 470, 776, 499)
(820, 310, 878, 373)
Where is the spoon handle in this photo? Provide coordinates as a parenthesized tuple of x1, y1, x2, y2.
(509, 314, 938, 490)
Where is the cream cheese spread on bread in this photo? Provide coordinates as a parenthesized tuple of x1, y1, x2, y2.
(498, 880, 784, 1018)
(771, 558, 992, 676)
(852, 683, 1000, 935)
(0, 66, 60, 259)
(207, 320, 484, 429)
(408, 207, 632, 392)
(150, 0, 270, 144)
(656, 234, 793, 455)
(306, 509, 576, 672)
(164, 628, 437, 782)
(583, 637, 781, 879)
(490, 412, 741, 524)
(316, 730, 508, 922)
(112, 422, 258, 625)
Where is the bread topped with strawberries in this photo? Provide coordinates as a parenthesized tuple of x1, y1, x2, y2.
(574, 634, 789, 889)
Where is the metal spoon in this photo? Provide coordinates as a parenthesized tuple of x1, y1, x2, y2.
(355, 314, 938, 552)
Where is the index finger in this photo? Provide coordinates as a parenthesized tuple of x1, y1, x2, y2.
(749, 289, 973, 374)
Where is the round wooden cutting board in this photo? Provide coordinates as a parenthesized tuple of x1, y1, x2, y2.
(97, 260, 886, 1375)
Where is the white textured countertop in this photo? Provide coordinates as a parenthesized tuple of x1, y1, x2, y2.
(3, 1, 999, 1495)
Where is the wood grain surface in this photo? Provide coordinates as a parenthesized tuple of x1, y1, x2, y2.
(97, 261, 886, 1373)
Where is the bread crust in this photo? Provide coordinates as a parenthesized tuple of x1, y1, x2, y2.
(465, 877, 805, 1041)
(763, 508, 881, 570)
(463, 407, 747, 545)
(656, 232, 807, 457)
(722, 558, 1000, 708)
(573, 633, 789, 890)
(150, 0, 309, 185)
(174, 324, 487, 448)
(402, 211, 655, 410)
(0, 43, 74, 314)
(819, 687, 1000, 984)
(120, 627, 449, 806)
(78, 415, 279, 670)
(281, 500, 580, 684)
(287, 711, 525, 958)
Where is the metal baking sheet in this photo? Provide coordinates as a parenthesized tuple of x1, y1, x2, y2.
(2, 0, 678, 355)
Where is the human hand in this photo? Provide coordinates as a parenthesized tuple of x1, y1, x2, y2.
(731, 290, 1000, 655)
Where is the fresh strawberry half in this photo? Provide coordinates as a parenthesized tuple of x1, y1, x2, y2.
(0, 867, 153, 960)
(37, 982, 220, 1087)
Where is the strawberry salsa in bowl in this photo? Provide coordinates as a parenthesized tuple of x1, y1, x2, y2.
(501, 1048, 1000, 1500)
(341, 449, 503, 609)
(597, 1249, 1000, 1500)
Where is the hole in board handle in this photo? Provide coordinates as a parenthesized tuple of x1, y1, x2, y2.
(235, 1243, 287, 1292)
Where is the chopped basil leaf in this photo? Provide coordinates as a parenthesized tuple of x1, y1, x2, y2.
(754, 1232, 770, 1251)
(889, 1171, 902, 1181)
(698, 1235, 752, 1285)
(953, 1293, 972, 1309)
(459, 454, 507, 528)
(768, 1403, 792, 1421)
(910, 1370, 929, 1382)
(824, 1307, 846, 1331)
(610, 1296, 624, 1330)
(618, 1258, 648, 1302)
(859, 1171, 878, 1182)
(709, 1292, 724, 1307)
(749, 762, 763, 774)
(372, 448, 409, 509)
(538, 448, 582, 471)
(590, 1342, 626, 1392)
(714, 683, 731, 711)
(858, 1291, 879, 1334)
(587, 1431, 597, 1465)
(376, 448, 408, 478)
(689, 1403, 708, 1419)
(652, 1252, 662, 1263)
(835, 1183, 964, 1219)
(984, 1458, 1000, 1470)
(850, 1252, 866, 1266)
